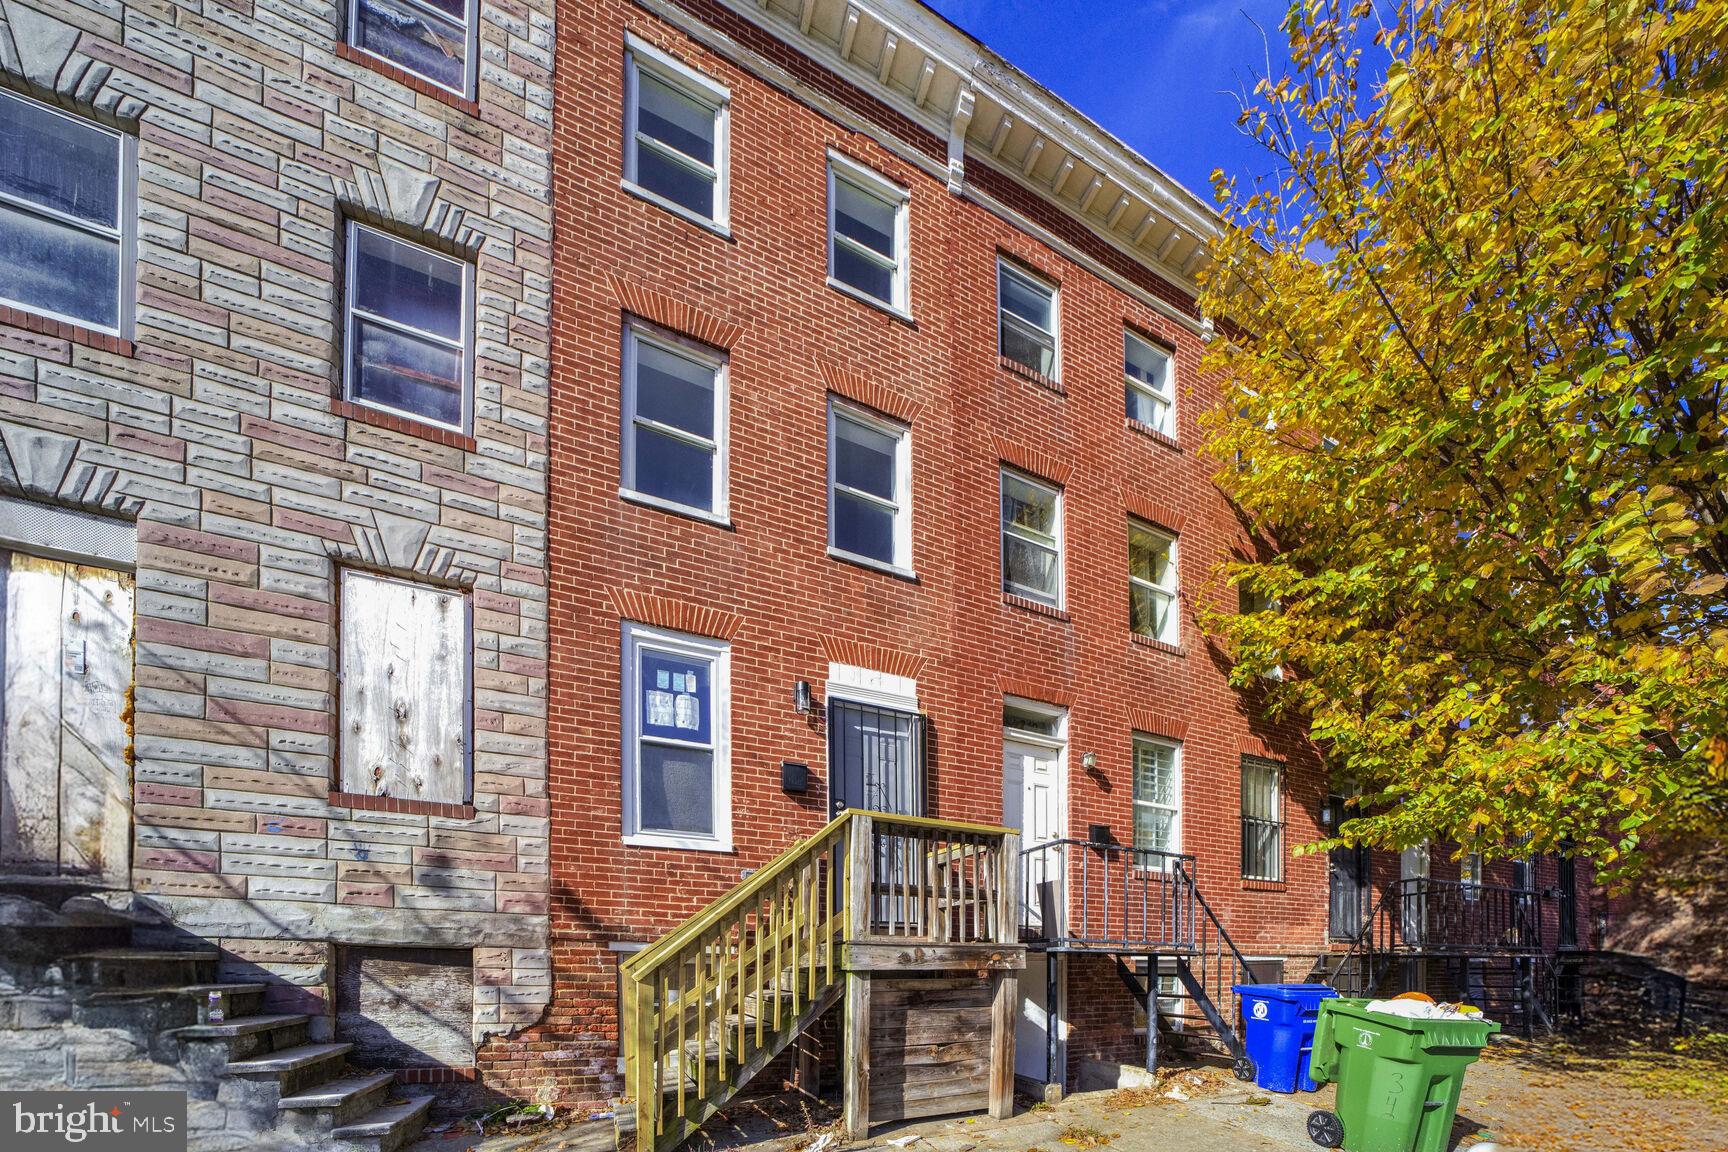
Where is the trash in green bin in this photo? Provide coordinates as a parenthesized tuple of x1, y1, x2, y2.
(1303, 998, 1500, 1152)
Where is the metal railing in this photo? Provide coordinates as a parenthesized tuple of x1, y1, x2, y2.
(1019, 839, 1197, 951)
(1324, 878, 1551, 998)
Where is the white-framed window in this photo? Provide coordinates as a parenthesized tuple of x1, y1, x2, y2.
(1240, 758, 1283, 881)
(621, 323, 727, 520)
(0, 89, 132, 336)
(339, 570, 471, 804)
(624, 36, 729, 230)
(348, 0, 477, 97)
(1460, 850, 1482, 900)
(622, 623, 731, 851)
(342, 221, 472, 432)
(997, 259, 1058, 379)
(827, 153, 909, 315)
(1128, 519, 1179, 644)
(1132, 736, 1181, 863)
(1124, 330, 1174, 436)
(828, 399, 911, 574)
(1001, 468, 1062, 607)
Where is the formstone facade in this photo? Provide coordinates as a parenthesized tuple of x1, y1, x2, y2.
(0, 0, 554, 1087)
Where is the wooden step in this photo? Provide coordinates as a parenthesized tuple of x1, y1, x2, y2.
(330, 1093, 434, 1152)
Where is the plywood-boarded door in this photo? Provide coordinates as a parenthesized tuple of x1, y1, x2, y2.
(0, 552, 133, 883)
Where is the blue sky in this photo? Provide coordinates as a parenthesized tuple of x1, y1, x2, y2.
(926, 0, 1296, 202)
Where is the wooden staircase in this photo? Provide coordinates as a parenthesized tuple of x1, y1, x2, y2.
(618, 811, 1024, 1152)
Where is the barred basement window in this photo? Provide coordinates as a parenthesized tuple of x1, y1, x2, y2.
(1128, 519, 1179, 643)
(343, 222, 472, 432)
(349, 0, 477, 97)
(1124, 331, 1174, 436)
(997, 260, 1058, 379)
(0, 89, 132, 335)
(625, 36, 729, 229)
(1240, 757, 1283, 881)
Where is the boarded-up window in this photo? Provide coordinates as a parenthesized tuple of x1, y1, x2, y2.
(0, 551, 133, 884)
(339, 571, 469, 803)
(337, 946, 475, 1067)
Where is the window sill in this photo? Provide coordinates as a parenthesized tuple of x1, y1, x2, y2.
(0, 304, 133, 356)
(1241, 877, 1287, 892)
(826, 546, 917, 582)
(624, 831, 735, 853)
(620, 179, 733, 241)
(333, 398, 477, 451)
(1126, 418, 1180, 450)
(998, 354, 1064, 396)
(825, 277, 914, 325)
(329, 790, 476, 819)
(335, 44, 479, 115)
(1003, 592, 1069, 621)
(620, 488, 733, 529)
(1130, 633, 1184, 657)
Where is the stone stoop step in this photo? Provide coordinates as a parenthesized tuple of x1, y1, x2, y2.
(225, 1041, 354, 1077)
(278, 1070, 398, 1126)
(172, 1013, 311, 1040)
(330, 1093, 435, 1152)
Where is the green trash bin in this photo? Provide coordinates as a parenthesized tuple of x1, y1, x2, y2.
(1304, 998, 1500, 1152)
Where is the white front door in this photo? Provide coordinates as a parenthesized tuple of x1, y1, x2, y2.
(1003, 735, 1063, 936)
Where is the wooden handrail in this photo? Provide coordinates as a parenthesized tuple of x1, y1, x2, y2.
(620, 809, 1019, 1152)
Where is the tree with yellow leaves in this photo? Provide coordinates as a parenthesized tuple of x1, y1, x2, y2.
(1201, 0, 1728, 873)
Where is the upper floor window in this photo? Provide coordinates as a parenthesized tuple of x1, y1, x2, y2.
(1128, 519, 1179, 644)
(1132, 736, 1181, 861)
(1001, 468, 1062, 608)
(0, 90, 130, 335)
(343, 222, 472, 432)
(1124, 331, 1174, 436)
(349, 0, 476, 97)
(622, 623, 731, 850)
(828, 400, 911, 573)
(1241, 758, 1284, 881)
(997, 260, 1057, 379)
(339, 570, 471, 804)
(827, 155, 909, 314)
(625, 38, 729, 229)
(622, 324, 726, 520)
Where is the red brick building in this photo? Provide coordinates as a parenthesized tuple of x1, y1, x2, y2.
(493, 0, 1585, 1115)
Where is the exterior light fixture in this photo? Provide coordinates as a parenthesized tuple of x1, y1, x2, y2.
(793, 679, 813, 714)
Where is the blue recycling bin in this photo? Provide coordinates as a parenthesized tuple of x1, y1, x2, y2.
(1231, 983, 1338, 1093)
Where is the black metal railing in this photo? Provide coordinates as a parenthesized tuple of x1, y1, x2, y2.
(1018, 838, 1196, 951)
(1324, 877, 1551, 998)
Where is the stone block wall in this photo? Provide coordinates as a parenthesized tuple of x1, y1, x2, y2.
(0, 0, 553, 1072)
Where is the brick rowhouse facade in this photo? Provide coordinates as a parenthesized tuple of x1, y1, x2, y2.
(0, 0, 554, 1108)
(511, 0, 1333, 1110)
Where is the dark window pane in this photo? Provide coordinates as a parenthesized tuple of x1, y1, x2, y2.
(635, 341, 714, 439)
(1003, 536, 1058, 601)
(834, 180, 894, 258)
(633, 424, 714, 511)
(635, 146, 714, 218)
(832, 243, 893, 302)
(0, 201, 119, 329)
(998, 266, 1052, 329)
(0, 93, 119, 228)
(638, 651, 711, 743)
(350, 318, 464, 427)
(1001, 474, 1056, 540)
(636, 71, 715, 165)
(353, 228, 465, 341)
(833, 490, 894, 563)
(1130, 584, 1172, 638)
(834, 416, 896, 500)
(354, 0, 467, 92)
(1000, 316, 1055, 376)
(638, 744, 714, 835)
